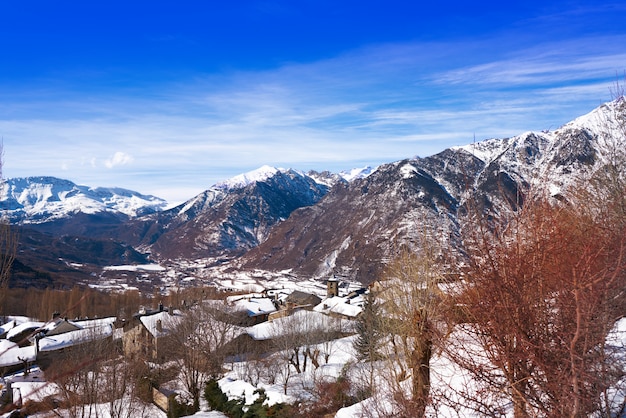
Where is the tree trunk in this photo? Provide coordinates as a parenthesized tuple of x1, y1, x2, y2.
(410, 330, 432, 417)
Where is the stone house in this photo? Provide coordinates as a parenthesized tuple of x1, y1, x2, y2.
(122, 307, 182, 362)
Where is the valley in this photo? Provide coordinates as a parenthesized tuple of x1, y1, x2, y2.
(0, 99, 625, 417)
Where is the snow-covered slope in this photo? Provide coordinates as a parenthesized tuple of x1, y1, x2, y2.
(0, 176, 167, 223)
(146, 167, 331, 260)
(339, 165, 377, 182)
(214, 165, 282, 190)
(452, 98, 626, 199)
(8, 99, 625, 283)
(214, 164, 375, 191)
(243, 98, 626, 282)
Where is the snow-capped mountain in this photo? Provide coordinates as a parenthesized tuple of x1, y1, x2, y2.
(0, 176, 167, 223)
(338, 165, 377, 182)
(6, 99, 625, 287)
(241, 99, 626, 282)
(137, 167, 332, 260)
(214, 165, 283, 190)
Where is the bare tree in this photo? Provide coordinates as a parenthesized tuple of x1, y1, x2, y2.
(270, 310, 308, 393)
(376, 234, 451, 417)
(168, 300, 240, 411)
(45, 329, 116, 418)
(102, 353, 153, 418)
(0, 141, 17, 319)
(456, 187, 626, 417)
(269, 310, 333, 395)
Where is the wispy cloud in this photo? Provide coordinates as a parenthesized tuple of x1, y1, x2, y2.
(2, 31, 624, 203)
(434, 37, 626, 88)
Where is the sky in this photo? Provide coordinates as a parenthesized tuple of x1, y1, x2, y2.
(1, 1, 626, 205)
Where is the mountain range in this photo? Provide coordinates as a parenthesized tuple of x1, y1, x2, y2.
(2, 99, 624, 288)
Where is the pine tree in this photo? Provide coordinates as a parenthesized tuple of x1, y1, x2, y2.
(353, 291, 383, 362)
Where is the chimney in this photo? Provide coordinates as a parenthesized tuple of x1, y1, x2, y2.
(158, 301, 164, 312)
(52, 311, 61, 323)
(156, 319, 163, 333)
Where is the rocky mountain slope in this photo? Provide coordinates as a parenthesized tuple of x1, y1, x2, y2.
(2, 168, 342, 283)
(3, 99, 624, 287)
(134, 167, 333, 260)
(240, 99, 626, 283)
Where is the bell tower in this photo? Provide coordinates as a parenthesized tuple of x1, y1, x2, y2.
(327, 276, 339, 298)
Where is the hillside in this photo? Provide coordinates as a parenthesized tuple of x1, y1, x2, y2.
(241, 99, 626, 283)
(3, 99, 625, 288)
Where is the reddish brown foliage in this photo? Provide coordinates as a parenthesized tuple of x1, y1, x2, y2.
(458, 193, 626, 416)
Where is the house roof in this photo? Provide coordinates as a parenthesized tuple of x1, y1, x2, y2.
(313, 296, 363, 318)
(233, 297, 277, 317)
(246, 309, 331, 341)
(74, 317, 116, 329)
(6, 321, 45, 341)
(0, 320, 17, 337)
(44, 320, 82, 336)
(0, 340, 37, 367)
(38, 325, 113, 352)
(139, 311, 183, 338)
(285, 290, 322, 307)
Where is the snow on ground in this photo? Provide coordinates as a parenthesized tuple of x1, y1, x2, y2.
(2, 312, 623, 417)
(6, 267, 622, 416)
(4, 367, 59, 406)
(215, 334, 358, 411)
(185, 412, 228, 418)
(605, 317, 626, 416)
(1, 367, 166, 418)
(103, 264, 166, 272)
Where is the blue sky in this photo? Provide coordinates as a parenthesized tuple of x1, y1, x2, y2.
(1, 1, 625, 204)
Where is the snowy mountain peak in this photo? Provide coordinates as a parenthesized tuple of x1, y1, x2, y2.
(557, 97, 626, 140)
(0, 176, 167, 223)
(339, 166, 377, 182)
(452, 98, 626, 166)
(214, 165, 283, 190)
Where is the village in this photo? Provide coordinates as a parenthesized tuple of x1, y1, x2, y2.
(0, 276, 368, 416)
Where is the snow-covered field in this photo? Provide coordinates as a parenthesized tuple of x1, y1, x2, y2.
(96, 259, 363, 300)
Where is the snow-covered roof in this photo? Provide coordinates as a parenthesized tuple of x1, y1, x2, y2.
(265, 288, 293, 303)
(226, 293, 263, 303)
(0, 320, 17, 336)
(233, 297, 277, 317)
(6, 321, 45, 341)
(139, 311, 183, 338)
(0, 340, 37, 367)
(74, 317, 116, 329)
(247, 309, 332, 341)
(314, 296, 363, 318)
(38, 325, 113, 352)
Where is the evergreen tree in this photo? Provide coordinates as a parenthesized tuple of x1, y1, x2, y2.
(353, 291, 384, 362)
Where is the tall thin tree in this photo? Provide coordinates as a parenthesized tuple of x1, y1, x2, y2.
(0, 140, 17, 318)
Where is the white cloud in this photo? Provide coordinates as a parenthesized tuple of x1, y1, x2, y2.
(434, 38, 626, 88)
(104, 152, 134, 169)
(1, 32, 624, 203)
